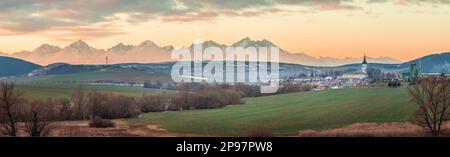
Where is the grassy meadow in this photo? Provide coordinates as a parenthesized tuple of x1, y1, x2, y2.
(8, 68, 172, 85)
(16, 84, 171, 99)
(1, 68, 173, 99)
(131, 87, 417, 136)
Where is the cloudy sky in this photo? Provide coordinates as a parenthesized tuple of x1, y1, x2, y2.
(1, 0, 449, 61)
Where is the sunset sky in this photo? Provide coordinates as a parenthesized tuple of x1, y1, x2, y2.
(1, 0, 450, 61)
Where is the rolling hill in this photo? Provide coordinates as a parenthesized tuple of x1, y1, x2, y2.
(16, 84, 172, 99)
(13, 51, 449, 77)
(8, 68, 172, 86)
(315, 52, 450, 74)
(403, 52, 450, 73)
(0, 56, 42, 77)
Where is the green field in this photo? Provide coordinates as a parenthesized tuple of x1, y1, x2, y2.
(1, 68, 173, 99)
(6, 68, 171, 85)
(17, 84, 171, 99)
(131, 87, 417, 136)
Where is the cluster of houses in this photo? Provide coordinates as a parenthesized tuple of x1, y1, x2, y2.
(283, 55, 450, 91)
(88, 80, 144, 88)
(284, 55, 371, 90)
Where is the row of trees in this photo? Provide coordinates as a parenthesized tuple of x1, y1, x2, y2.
(140, 83, 314, 113)
(0, 82, 59, 136)
(140, 86, 243, 112)
(177, 83, 313, 98)
(0, 82, 141, 137)
(143, 80, 177, 90)
(40, 87, 141, 121)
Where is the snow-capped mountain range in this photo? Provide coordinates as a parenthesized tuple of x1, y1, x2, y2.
(0, 38, 401, 66)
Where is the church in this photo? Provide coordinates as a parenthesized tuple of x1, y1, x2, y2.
(361, 55, 368, 73)
(338, 55, 368, 79)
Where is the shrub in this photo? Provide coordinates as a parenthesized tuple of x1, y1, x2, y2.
(89, 117, 115, 128)
(105, 95, 140, 118)
(55, 98, 74, 120)
(87, 92, 141, 119)
(139, 94, 168, 112)
(388, 80, 401, 88)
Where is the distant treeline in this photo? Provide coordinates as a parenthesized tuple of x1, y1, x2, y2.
(176, 82, 314, 97)
(140, 83, 313, 112)
(0, 83, 143, 136)
(141, 85, 243, 112)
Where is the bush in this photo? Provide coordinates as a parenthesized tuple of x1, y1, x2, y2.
(87, 92, 141, 119)
(105, 95, 140, 118)
(388, 80, 401, 88)
(140, 94, 168, 112)
(89, 117, 115, 128)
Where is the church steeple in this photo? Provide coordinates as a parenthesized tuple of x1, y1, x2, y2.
(362, 54, 367, 65)
(361, 54, 368, 73)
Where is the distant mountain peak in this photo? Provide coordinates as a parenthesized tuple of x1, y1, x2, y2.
(33, 44, 61, 54)
(13, 50, 32, 56)
(242, 37, 252, 41)
(65, 40, 90, 49)
(233, 37, 253, 46)
(188, 40, 225, 49)
(232, 37, 276, 47)
(116, 43, 125, 47)
(139, 40, 159, 48)
(108, 43, 134, 52)
(203, 40, 218, 44)
(203, 40, 224, 47)
(256, 39, 276, 47)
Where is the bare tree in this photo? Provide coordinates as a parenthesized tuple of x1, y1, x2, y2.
(55, 98, 72, 120)
(0, 82, 24, 136)
(409, 76, 450, 137)
(23, 99, 56, 137)
(87, 92, 107, 119)
(71, 86, 87, 120)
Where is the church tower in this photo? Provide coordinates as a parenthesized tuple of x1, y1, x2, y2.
(362, 55, 368, 73)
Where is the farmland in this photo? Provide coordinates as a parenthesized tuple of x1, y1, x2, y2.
(1, 68, 173, 99)
(16, 84, 170, 99)
(7, 68, 172, 85)
(131, 87, 416, 136)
